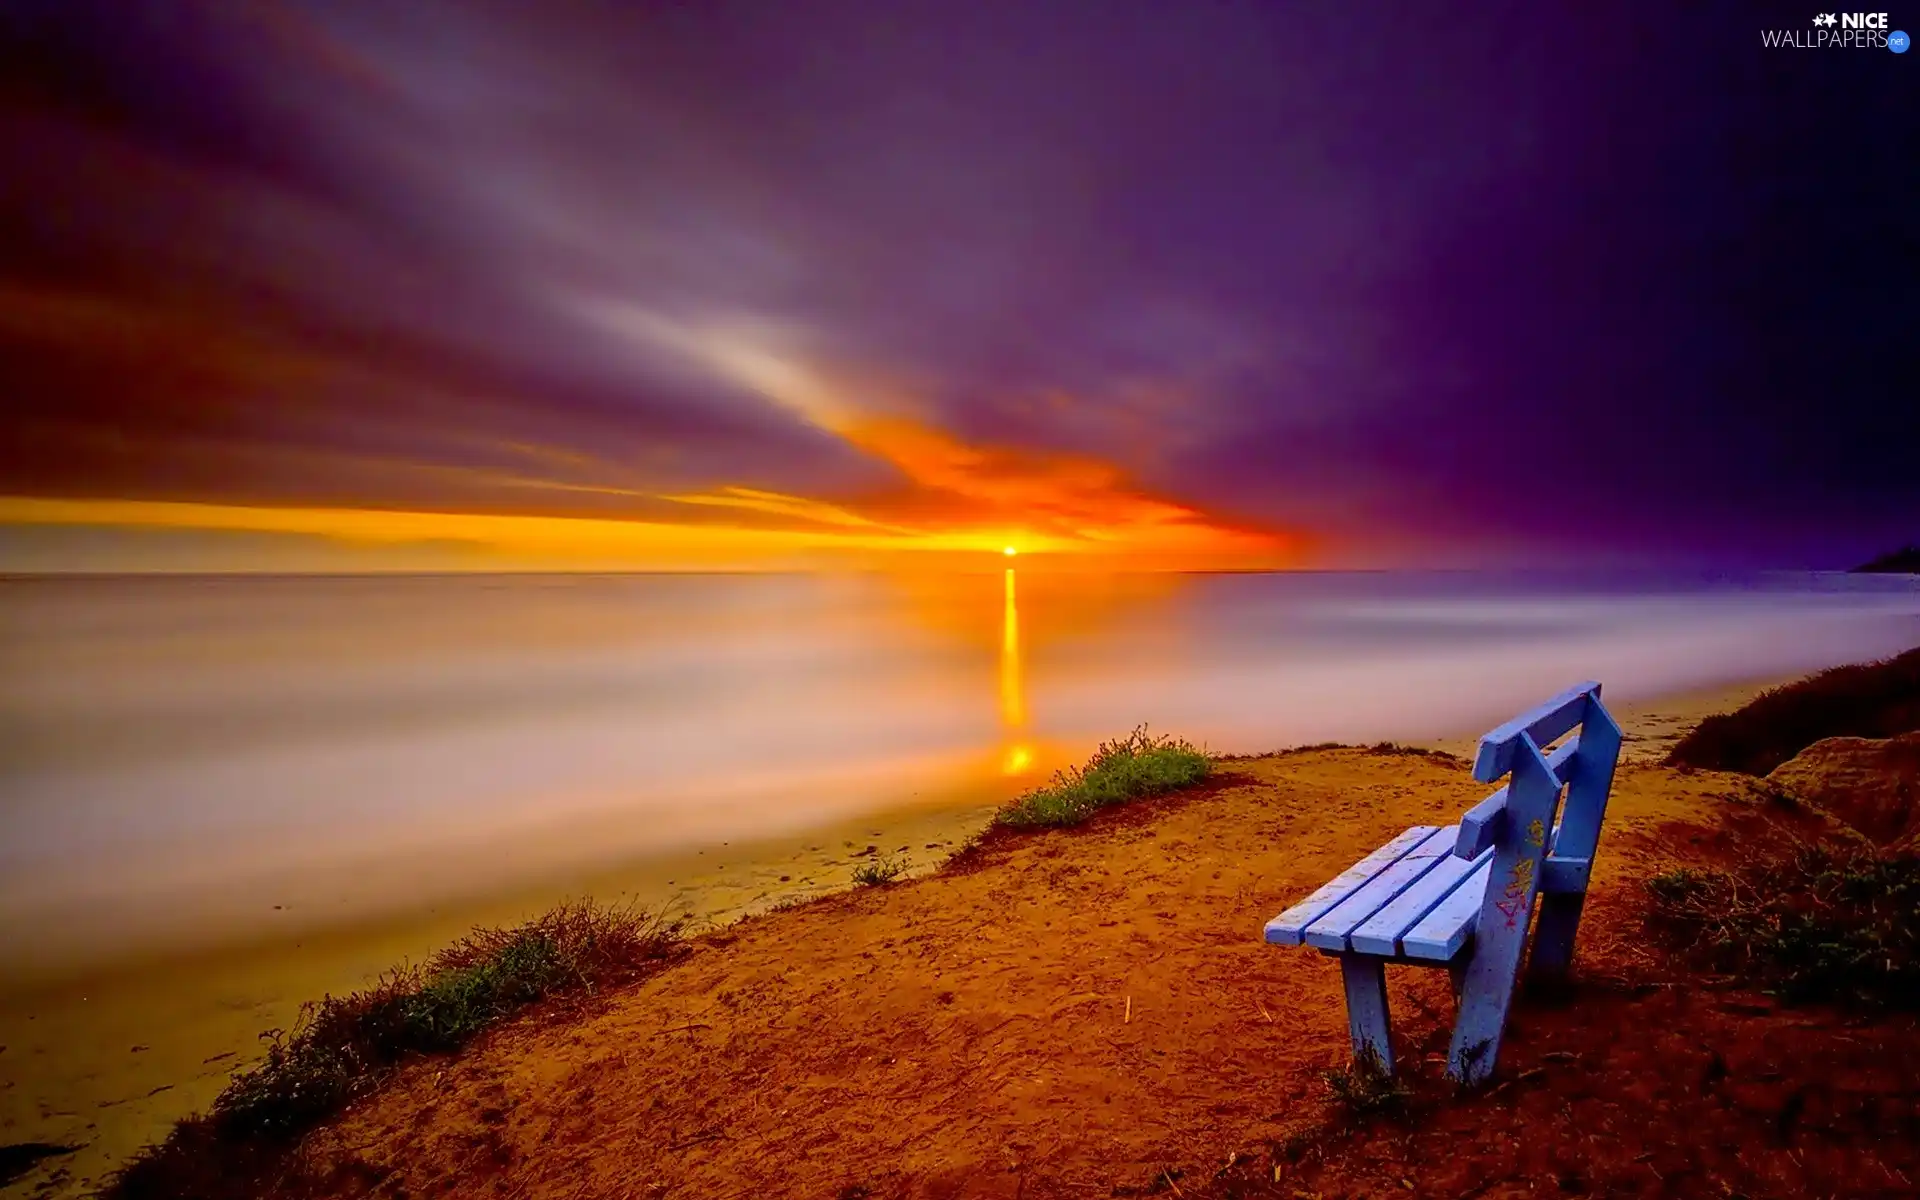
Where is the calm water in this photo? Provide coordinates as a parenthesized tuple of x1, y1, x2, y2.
(3, 569, 1918, 979)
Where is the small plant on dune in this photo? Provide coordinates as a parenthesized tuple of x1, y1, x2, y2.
(1647, 846, 1919, 1007)
(1321, 1045, 1410, 1118)
(1278, 741, 1353, 755)
(108, 901, 682, 1198)
(851, 853, 907, 887)
(1364, 742, 1457, 760)
(939, 828, 998, 874)
(995, 726, 1210, 829)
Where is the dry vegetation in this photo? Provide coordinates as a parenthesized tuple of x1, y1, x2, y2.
(106, 901, 684, 1199)
(1666, 644, 1920, 775)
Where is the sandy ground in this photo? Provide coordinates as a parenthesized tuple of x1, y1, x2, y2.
(0, 797, 1009, 1199)
(0, 673, 1802, 1197)
(260, 746, 1918, 1200)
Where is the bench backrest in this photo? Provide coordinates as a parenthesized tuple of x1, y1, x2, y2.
(1445, 681, 1623, 1082)
(1455, 680, 1623, 868)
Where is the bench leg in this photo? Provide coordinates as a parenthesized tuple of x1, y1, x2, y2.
(1528, 892, 1585, 980)
(1448, 958, 1468, 1005)
(1448, 733, 1558, 1087)
(1338, 956, 1395, 1075)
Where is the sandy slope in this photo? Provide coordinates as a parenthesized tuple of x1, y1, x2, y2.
(274, 750, 1831, 1199)
(3, 676, 1809, 1200)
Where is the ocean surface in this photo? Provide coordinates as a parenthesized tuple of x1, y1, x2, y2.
(3, 568, 1918, 981)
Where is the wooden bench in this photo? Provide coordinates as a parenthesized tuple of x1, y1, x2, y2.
(1263, 681, 1623, 1086)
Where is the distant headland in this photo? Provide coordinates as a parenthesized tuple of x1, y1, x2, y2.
(1852, 546, 1920, 574)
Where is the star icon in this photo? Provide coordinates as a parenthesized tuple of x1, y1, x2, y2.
(1813, 13, 1837, 26)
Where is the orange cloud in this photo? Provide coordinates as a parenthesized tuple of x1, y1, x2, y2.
(0, 306, 1300, 572)
(657, 486, 905, 532)
(834, 415, 1284, 557)
(598, 308, 1296, 566)
(649, 415, 1293, 564)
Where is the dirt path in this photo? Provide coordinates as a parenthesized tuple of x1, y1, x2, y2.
(278, 750, 1787, 1199)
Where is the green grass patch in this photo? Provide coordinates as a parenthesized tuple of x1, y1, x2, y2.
(107, 900, 682, 1198)
(1646, 845, 1920, 1008)
(995, 726, 1210, 829)
(1665, 645, 1920, 776)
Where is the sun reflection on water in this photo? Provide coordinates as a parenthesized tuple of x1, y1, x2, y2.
(999, 566, 1034, 775)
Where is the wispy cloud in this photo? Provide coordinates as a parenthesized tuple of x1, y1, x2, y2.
(578, 302, 1296, 563)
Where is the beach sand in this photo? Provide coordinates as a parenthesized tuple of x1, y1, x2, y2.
(0, 672, 1804, 1197)
(259, 737, 1915, 1199)
(0, 800, 1001, 1198)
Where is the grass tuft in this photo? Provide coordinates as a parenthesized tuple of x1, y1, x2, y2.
(1278, 741, 1353, 755)
(994, 726, 1210, 829)
(1646, 845, 1919, 1008)
(1321, 1045, 1409, 1118)
(1364, 741, 1459, 761)
(1665, 645, 1920, 775)
(107, 900, 681, 1198)
(851, 854, 907, 887)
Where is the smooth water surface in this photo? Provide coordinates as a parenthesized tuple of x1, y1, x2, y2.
(3, 569, 1917, 978)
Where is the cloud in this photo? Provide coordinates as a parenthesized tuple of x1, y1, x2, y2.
(580, 303, 1295, 562)
(657, 486, 903, 533)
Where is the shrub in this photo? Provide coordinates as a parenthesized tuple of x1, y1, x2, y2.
(851, 854, 907, 887)
(1364, 742, 1459, 761)
(109, 901, 682, 1197)
(1646, 846, 1920, 1007)
(1321, 1045, 1409, 1117)
(1665, 646, 1920, 775)
(995, 726, 1210, 829)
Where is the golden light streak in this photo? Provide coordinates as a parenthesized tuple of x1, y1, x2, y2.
(3, 312, 1303, 572)
(656, 486, 905, 531)
(999, 565, 1033, 775)
(0, 496, 1045, 565)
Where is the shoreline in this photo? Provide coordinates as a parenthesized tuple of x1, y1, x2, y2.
(0, 667, 1837, 1198)
(1419, 670, 1812, 766)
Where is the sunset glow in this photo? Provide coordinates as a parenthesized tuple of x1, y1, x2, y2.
(0, 3, 1908, 573)
(0, 8, 1915, 1199)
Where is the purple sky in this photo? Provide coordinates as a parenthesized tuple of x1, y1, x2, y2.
(0, 1, 1913, 569)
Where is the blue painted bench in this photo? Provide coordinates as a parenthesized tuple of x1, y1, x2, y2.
(1263, 682, 1623, 1086)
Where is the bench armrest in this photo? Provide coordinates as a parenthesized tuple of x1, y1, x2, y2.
(1454, 790, 1506, 859)
(1455, 734, 1583, 859)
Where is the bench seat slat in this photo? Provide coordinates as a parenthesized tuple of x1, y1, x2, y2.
(1303, 827, 1457, 951)
(1349, 843, 1494, 956)
(1263, 825, 1439, 946)
(1401, 858, 1496, 961)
